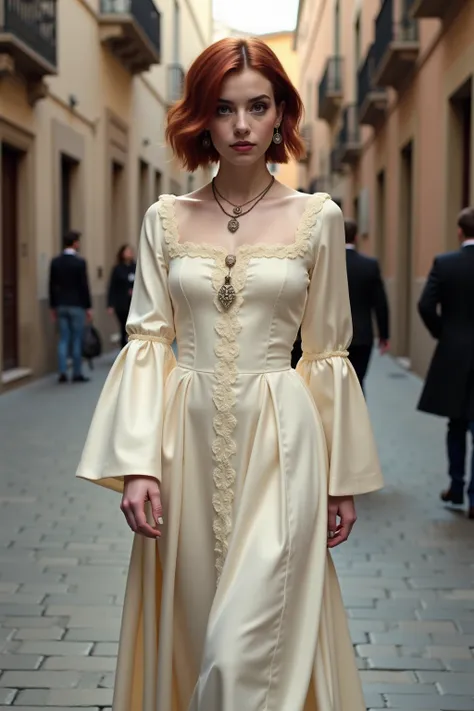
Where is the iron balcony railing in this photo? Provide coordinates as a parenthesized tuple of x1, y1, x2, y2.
(358, 44, 379, 111)
(373, 0, 418, 72)
(318, 56, 343, 112)
(100, 0, 161, 56)
(340, 104, 360, 147)
(167, 63, 185, 103)
(1, 0, 57, 68)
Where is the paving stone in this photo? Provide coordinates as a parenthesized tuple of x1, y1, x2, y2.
(0, 656, 43, 670)
(360, 670, 417, 683)
(384, 695, 474, 709)
(0, 617, 66, 629)
(41, 656, 116, 672)
(430, 634, 474, 646)
(426, 646, 473, 660)
(42, 594, 115, 606)
(92, 643, 119, 656)
(356, 644, 399, 657)
(369, 632, 432, 645)
(12, 626, 65, 641)
(363, 683, 437, 695)
(0, 689, 17, 704)
(367, 657, 444, 670)
(0, 605, 45, 617)
(0, 671, 80, 688)
(14, 688, 114, 705)
(444, 660, 474, 673)
(0, 594, 46, 606)
(16, 641, 93, 656)
(390, 621, 458, 634)
(63, 627, 120, 642)
(416, 672, 474, 695)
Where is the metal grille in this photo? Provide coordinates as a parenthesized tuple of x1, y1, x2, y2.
(100, 0, 161, 55)
(3, 0, 57, 67)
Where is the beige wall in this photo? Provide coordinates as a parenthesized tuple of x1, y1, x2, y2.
(0, 0, 213, 391)
(295, 0, 474, 377)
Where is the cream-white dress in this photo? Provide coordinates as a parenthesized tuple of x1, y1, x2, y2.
(77, 192, 383, 711)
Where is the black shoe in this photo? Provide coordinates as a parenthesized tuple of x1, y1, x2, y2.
(440, 488, 464, 505)
(58, 374, 68, 383)
(72, 374, 90, 383)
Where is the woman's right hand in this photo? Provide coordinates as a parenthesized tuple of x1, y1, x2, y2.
(121, 475, 163, 539)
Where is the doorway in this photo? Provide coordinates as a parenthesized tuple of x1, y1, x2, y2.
(111, 159, 126, 261)
(376, 170, 386, 269)
(447, 78, 472, 249)
(399, 141, 414, 360)
(1, 144, 21, 371)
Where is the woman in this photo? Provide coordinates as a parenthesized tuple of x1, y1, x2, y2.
(77, 38, 383, 711)
(107, 244, 136, 348)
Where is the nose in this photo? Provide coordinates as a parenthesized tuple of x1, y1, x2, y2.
(234, 109, 250, 135)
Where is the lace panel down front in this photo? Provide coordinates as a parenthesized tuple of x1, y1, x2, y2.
(157, 192, 330, 584)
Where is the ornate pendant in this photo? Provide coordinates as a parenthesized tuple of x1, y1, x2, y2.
(227, 218, 239, 233)
(217, 254, 237, 311)
(218, 276, 236, 310)
(233, 206, 242, 216)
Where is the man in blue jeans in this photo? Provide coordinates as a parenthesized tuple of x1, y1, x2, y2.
(49, 231, 92, 383)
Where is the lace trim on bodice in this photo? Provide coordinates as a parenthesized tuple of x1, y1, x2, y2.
(156, 192, 331, 262)
(157, 192, 331, 584)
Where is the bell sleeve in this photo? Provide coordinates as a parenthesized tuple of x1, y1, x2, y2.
(76, 203, 176, 493)
(296, 199, 383, 496)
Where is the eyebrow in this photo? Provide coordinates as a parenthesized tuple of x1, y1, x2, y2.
(217, 94, 271, 104)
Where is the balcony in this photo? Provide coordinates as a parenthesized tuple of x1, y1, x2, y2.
(167, 63, 185, 104)
(337, 104, 361, 165)
(373, 0, 419, 90)
(358, 44, 388, 128)
(99, 0, 161, 73)
(299, 124, 313, 163)
(0, 0, 57, 84)
(407, 0, 462, 19)
(318, 56, 344, 123)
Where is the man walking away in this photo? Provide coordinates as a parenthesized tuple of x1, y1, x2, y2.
(418, 207, 474, 520)
(49, 231, 92, 383)
(344, 220, 390, 391)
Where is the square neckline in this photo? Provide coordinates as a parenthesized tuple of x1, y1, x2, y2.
(157, 192, 331, 261)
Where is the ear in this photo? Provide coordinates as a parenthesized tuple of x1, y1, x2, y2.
(276, 101, 285, 127)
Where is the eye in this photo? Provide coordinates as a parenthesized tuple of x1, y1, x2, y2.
(251, 102, 268, 114)
(216, 105, 232, 116)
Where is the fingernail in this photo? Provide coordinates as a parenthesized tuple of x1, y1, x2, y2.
(157, 516, 164, 525)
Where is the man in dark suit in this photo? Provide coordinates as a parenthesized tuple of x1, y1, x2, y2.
(49, 231, 92, 383)
(344, 220, 390, 390)
(418, 207, 474, 520)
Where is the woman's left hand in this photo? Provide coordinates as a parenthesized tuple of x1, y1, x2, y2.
(327, 495, 357, 548)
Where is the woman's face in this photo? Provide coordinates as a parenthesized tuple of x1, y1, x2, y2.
(208, 68, 283, 167)
(123, 246, 134, 263)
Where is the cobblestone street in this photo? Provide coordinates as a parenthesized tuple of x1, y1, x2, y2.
(0, 352, 473, 710)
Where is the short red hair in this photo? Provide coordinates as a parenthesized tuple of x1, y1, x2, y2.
(166, 38, 306, 172)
